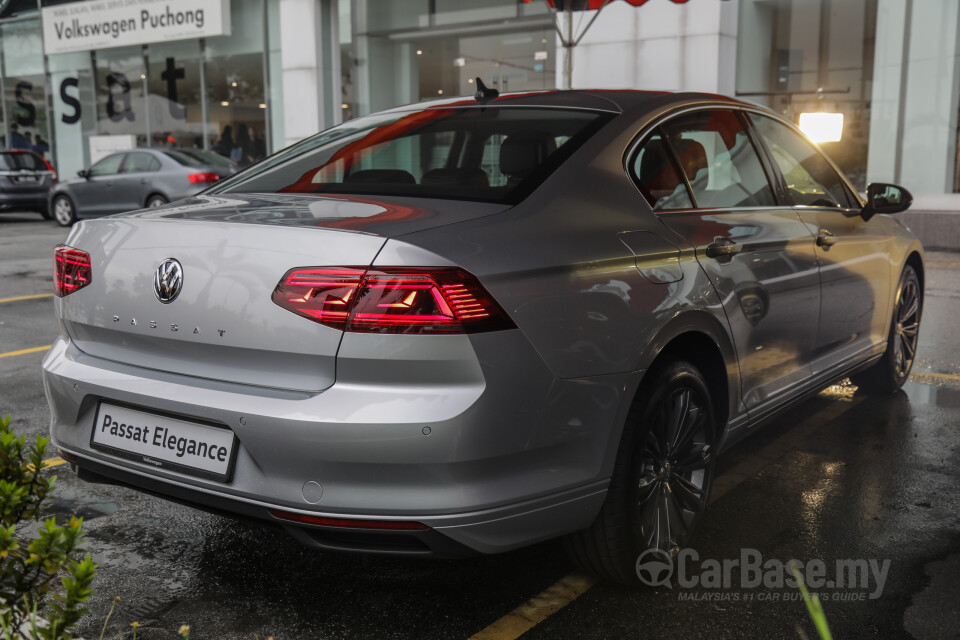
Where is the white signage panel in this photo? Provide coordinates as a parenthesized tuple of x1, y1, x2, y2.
(88, 134, 136, 164)
(42, 0, 231, 56)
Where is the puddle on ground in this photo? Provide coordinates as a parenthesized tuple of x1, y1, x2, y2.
(903, 380, 960, 409)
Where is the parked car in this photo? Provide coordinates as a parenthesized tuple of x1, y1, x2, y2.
(43, 90, 923, 583)
(0, 149, 56, 218)
(48, 148, 238, 227)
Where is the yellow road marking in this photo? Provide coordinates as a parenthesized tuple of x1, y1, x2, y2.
(912, 369, 960, 382)
(26, 457, 68, 472)
(467, 574, 597, 640)
(466, 395, 868, 640)
(0, 345, 51, 359)
(0, 293, 53, 304)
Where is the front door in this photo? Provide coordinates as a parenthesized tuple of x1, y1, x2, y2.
(638, 109, 821, 411)
(748, 114, 892, 374)
(72, 153, 127, 217)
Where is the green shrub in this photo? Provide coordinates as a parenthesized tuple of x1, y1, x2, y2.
(0, 414, 96, 639)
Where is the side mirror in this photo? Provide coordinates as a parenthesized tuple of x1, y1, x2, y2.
(861, 183, 912, 221)
(77, 169, 90, 179)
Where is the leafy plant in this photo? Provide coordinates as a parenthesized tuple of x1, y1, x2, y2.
(791, 563, 833, 640)
(0, 414, 96, 639)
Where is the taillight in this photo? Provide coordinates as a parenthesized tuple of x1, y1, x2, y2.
(188, 172, 220, 184)
(54, 246, 92, 297)
(272, 267, 515, 334)
(42, 158, 57, 182)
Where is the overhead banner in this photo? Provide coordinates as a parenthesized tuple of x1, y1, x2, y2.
(41, 0, 231, 55)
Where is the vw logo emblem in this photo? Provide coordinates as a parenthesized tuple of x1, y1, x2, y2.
(154, 258, 183, 304)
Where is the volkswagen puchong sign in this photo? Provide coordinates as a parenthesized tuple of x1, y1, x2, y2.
(41, 0, 231, 55)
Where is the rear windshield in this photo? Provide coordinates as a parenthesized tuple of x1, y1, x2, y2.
(163, 150, 208, 168)
(170, 148, 235, 168)
(0, 152, 45, 171)
(206, 107, 612, 203)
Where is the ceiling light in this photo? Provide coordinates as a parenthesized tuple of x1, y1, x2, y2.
(258, 103, 267, 109)
(416, 50, 422, 55)
(341, 103, 349, 109)
(220, 101, 230, 107)
(437, 89, 443, 95)
(231, 82, 238, 87)
(799, 112, 843, 143)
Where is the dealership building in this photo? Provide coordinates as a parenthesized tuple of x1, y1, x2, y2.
(1, 0, 957, 196)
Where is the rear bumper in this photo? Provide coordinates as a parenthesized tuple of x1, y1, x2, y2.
(0, 190, 48, 210)
(43, 336, 639, 555)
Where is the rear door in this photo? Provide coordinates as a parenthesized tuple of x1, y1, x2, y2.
(117, 151, 161, 210)
(0, 151, 52, 199)
(748, 114, 892, 374)
(639, 108, 821, 410)
(72, 153, 127, 216)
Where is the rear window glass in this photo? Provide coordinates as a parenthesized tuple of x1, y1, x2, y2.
(163, 150, 208, 168)
(206, 107, 612, 204)
(174, 149, 236, 168)
(0, 152, 45, 171)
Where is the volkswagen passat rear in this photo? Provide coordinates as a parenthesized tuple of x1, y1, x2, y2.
(44, 89, 924, 580)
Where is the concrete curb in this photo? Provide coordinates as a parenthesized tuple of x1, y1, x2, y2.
(898, 209, 960, 251)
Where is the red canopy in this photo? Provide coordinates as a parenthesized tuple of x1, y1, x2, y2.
(532, 0, 690, 9)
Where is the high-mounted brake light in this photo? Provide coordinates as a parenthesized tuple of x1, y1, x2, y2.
(188, 172, 220, 184)
(272, 267, 515, 334)
(268, 509, 429, 530)
(54, 246, 91, 297)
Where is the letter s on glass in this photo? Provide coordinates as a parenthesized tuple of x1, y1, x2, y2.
(60, 77, 81, 125)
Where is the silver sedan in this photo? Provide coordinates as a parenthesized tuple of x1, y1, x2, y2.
(48, 148, 237, 226)
(43, 89, 923, 583)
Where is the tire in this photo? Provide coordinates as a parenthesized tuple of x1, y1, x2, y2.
(146, 194, 168, 208)
(564, 359, 718, 585)
(850, 264, 921, 394)
(52, 195, 76, 227)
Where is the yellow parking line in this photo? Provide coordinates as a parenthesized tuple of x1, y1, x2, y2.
(466, 395, 868, 640)
(0, 345, 51, 359)
(0, 293, 53, 304)
(467, 574, 597, 640)
(912, 369, 960, 382)
(26, 457, 67, 472)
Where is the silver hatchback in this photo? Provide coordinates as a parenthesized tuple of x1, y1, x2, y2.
(43, 90, 923, 583)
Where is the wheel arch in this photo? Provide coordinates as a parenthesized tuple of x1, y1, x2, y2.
(144, 192, 169, 207)
(905, 250, 924, 300)
(635, 310, 740, 436)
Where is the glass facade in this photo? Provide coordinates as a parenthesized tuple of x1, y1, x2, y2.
(344, 0, 556, 117)
(736, 0, 877, 190)
(0, 0, 279, 182)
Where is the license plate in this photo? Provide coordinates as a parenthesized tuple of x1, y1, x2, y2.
(91, 402, 237, 481)
(15, 176, 38, 183)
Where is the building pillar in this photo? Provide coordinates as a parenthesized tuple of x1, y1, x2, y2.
(278, 0, 340, 146)
(555, 0, 739, 94)
(868, 0, 960, 194)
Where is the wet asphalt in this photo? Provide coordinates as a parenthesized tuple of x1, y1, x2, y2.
(1, 213, 959, 640)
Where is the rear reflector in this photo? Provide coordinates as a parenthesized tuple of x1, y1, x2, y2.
(268, 509, 429, 530)
(54, 246, 92, 297)
(57, 449, 79, 462)
(272, 267, 515, 334)
(188, 172, 220, 184)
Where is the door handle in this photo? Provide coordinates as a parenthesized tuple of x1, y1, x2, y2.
(816, 230, 837, 247)
(705, 237, 741, 259)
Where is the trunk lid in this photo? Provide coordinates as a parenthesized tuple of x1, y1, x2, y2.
(59, 213, 388, 392)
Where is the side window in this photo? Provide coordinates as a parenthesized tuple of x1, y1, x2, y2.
(661, 110, 776, 209)
(89, 154, 125, 177)
(750, 114, 855, 208)
(630, 131, 693, 210)
(121, 152, 159, 174)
